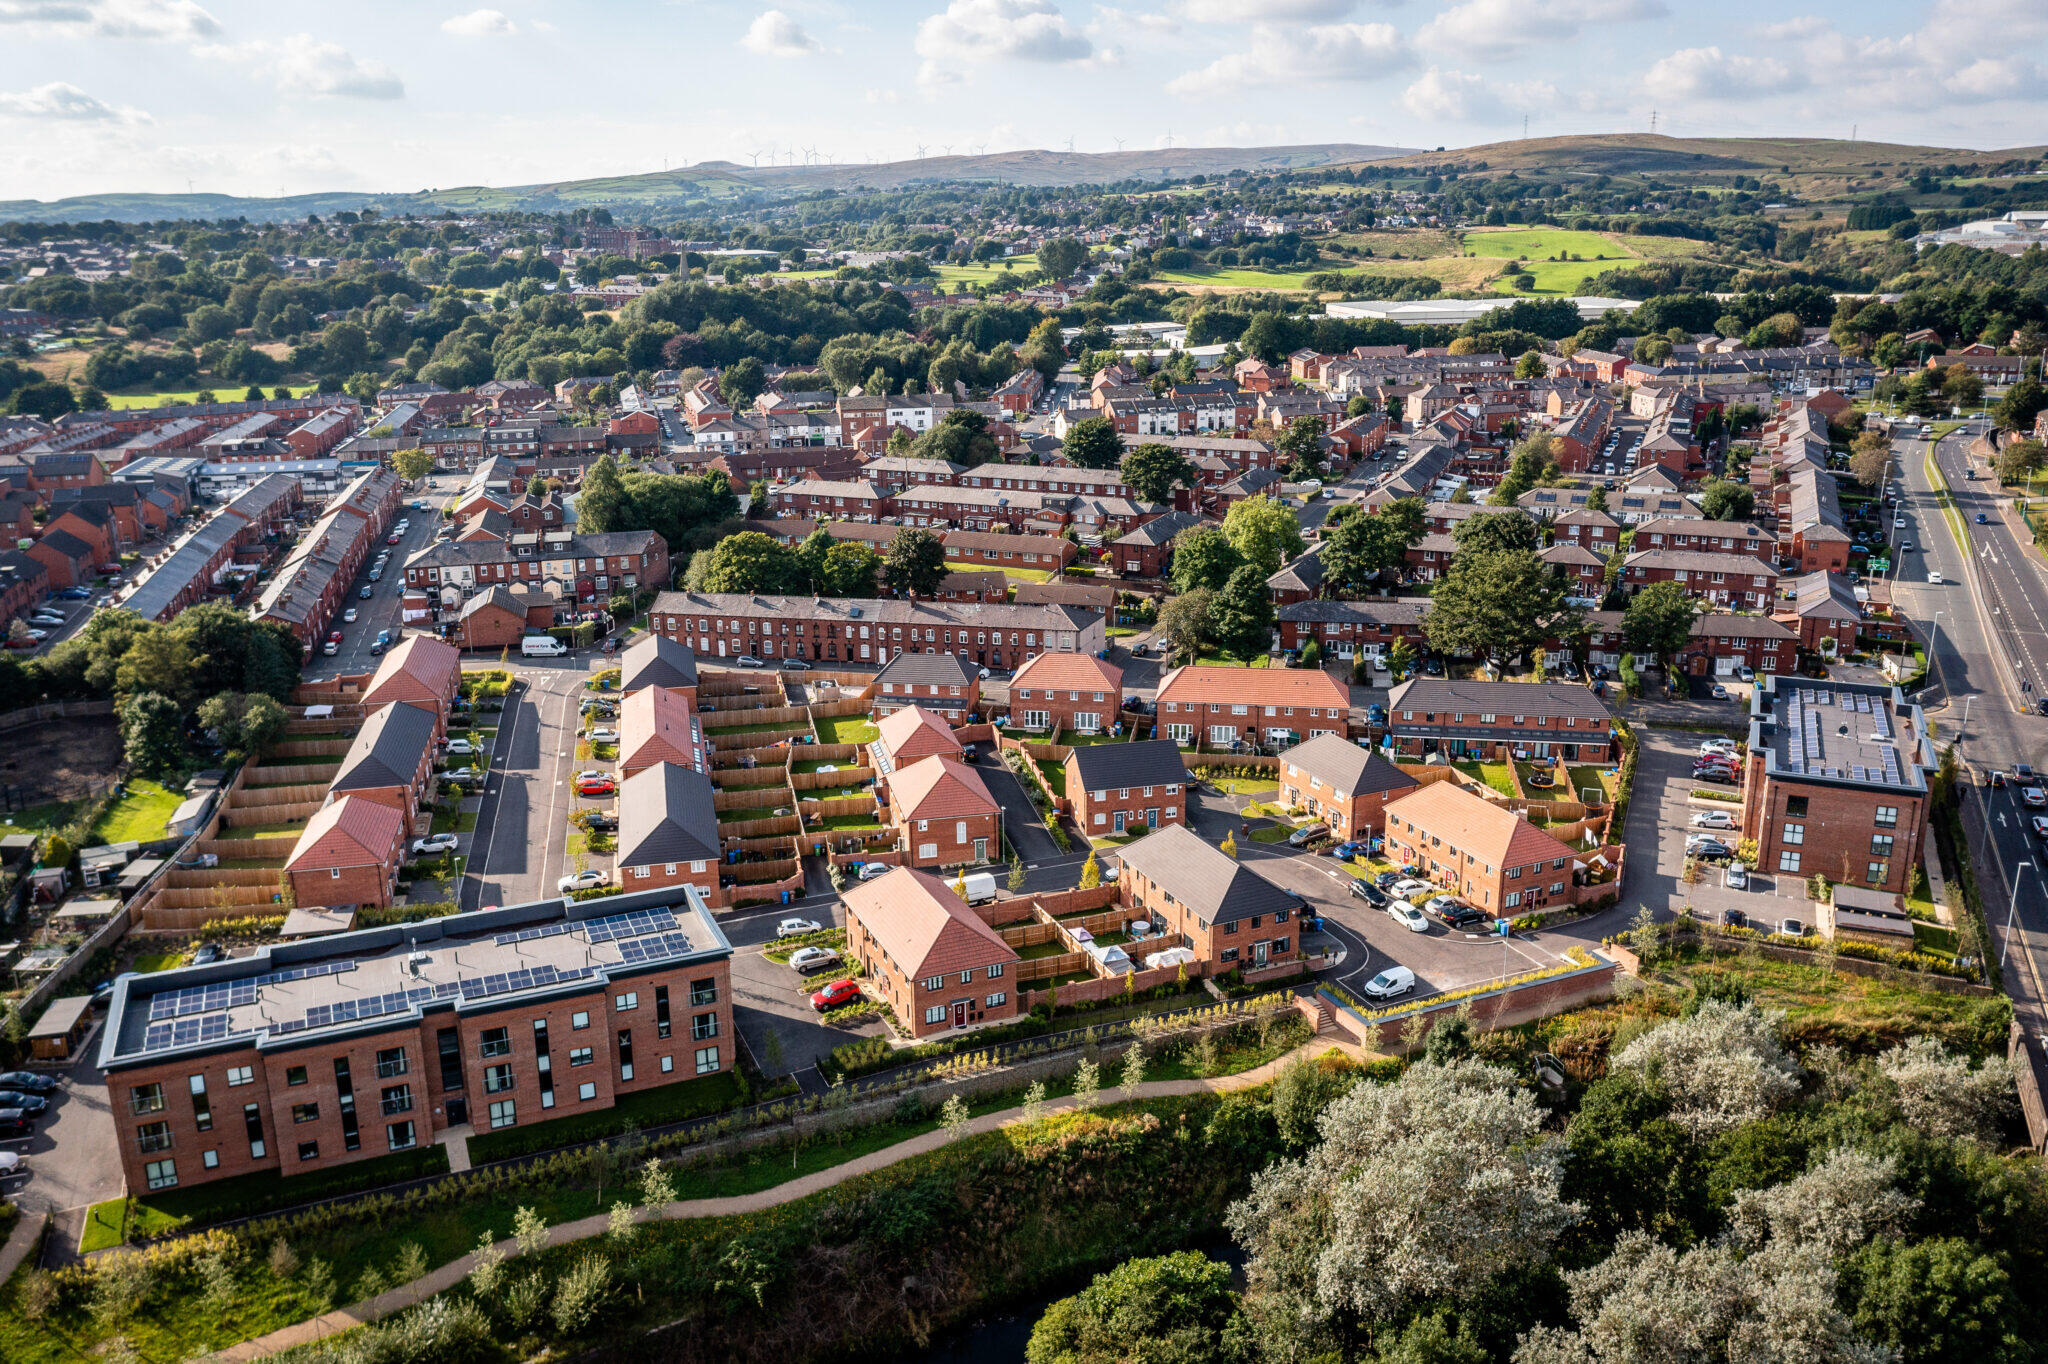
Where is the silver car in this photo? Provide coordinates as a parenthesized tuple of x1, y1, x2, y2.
(787, 946, 841, 974)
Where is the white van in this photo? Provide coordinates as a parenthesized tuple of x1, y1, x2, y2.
(521, 635, 568, 658)
(956, 872, 998, 905)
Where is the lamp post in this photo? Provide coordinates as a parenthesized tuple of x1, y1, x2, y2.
(2002, 862, 2038, 975)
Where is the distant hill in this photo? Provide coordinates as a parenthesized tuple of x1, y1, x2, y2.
(1357, 133, 2048, 180)
(0, 143, 1413, 225)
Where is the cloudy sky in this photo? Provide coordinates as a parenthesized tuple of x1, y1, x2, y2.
(2, 0, 2044, 203)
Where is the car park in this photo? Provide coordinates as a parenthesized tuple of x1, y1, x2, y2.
(558, 870, 608, 894)
(810, 979, 862, 1011)
(1362, 966, 1416, 1000)
(787, 946, 841, 973)
(1386, 899, 1430, 933)
(777, 916, 824, 937)
(1690, 809, 1736, 830)
(413, 833, 460, 856)
(0, 1072, 56, 1094)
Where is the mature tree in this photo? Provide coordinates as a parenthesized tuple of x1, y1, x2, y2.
(1451, 508, 1540, 556)
(697, 532, 806, 594)
(1121, 442, 1193, 507)
(1230, 1059, 1578, 1355)
(913, 408, 999, 467)
(1515, 349, 1546, 379)
(321, 320, 370, 373)
(1221, 494, 1305, 577)
(1848, 430, 1891, 488)
(392, 448, 435, 484)
(1842, 1236, 2026, 1364)
(1699, 477, 1755, 522)
(120, 690, 187, 779)
(1276, 416, 1326, 480)
(1609, 1001, 1800, 1137)
(1063, 416, 1125, 470)
(237, 693, 290, 755)
(1170, 526, 1243, 595)
(816, 541, 881, 598)
(1994, 377, 2045, 434)
(1270, 1054, 1358, 1153)
(1026, 1252, 1236, 1364)
(883, 527, 948, 599)
(1490, 432, 1558, 506)
(1422, 549, 1578, 665)
(1584, 485, 1608, 512)
(7, 380, 76, 419)
(1023, 316, 1067, 383)
(1209, 564, 1277, 661)
(1938, 363, 1984, 411)
(717, 356, 765, 410)
(1621, 582, 1700, 669)
(1994, 438, 2046, 485)
(1874, 1036, 2016, 1143)
(577, 453, 627, 533)
(611, 468, 739, 554)
(1385, 636, 1415, 681)
(1156, 589, 1214, 665)
(1037, 237, 1088, 280)
(114, 629, 195, 706)
(1321, 499, 1424, 594)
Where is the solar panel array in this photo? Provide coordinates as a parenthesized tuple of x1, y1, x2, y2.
(495, 921, 577, 948)
(146, 960, 356, 1020)
(583, 908, 678, 943)
(273, 982, 461, 1035)
(1780, 686, 1903, 786)
(616, 931, 695, 966)
(142, 1013, 235, 1051)
(459, 962, 594, 1001)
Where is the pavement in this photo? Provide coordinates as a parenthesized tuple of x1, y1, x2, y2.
(298, 492, 453, 685)
(461, 662, 599, 910)
(0, 1036, 124, 1263)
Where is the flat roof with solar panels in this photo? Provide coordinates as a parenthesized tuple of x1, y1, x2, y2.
(99, 885, 730, 1071)
(1750, 676, 1935, 794)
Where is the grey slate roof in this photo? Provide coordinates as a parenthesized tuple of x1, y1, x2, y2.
(1066, 739, 1189, 792)
(1278, 734, 1418, 800)
(1113, 509, 1207, 547)
(1115, 823, 1299, 927)
(331, 701, 436, 793)
(875, 651, 980, 689)
(618, 763, 720, 867)
(620, 634, 700, 692)
(1385, 679, 1612, 723)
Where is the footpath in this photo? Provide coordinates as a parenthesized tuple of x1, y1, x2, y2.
(215, 1040, 1356, 1361)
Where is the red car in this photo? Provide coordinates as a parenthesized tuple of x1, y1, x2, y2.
(327, 630, 344, 644)
(810, 979, 861, 1011)
(387, 533, 402, 545)
(576, 777, 615, 797)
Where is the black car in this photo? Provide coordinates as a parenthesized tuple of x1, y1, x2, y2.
(1435, 904, 1491, 930)
(190, 942, 223, 966)
(1350, 878, 1390, 907)
(1693, 768, 1735, 784)
(1373, 870, 1401, 890)
(0, 1092, 47, 1114)
(0, 1108, 32, 1135)
(0, 1071, 57, 1094)
(583, 811, 619, 831)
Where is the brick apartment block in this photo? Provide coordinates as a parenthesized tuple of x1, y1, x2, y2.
(1384, 679, 1615, 764)
(1380, 781, 1587, 918)
(1155, 665, 1351, 752)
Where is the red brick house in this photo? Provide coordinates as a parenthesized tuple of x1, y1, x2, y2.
(1276, 734, 1419, 840)
(1108, 511, 1207, 580)
(1155, 666, 1351, 752)
(452, 584, 555, 649)
(871, 652, 981, 720)
(1775, 570, 1865, 655)
(768, 479, 893, 522)
(889, 755, 1001, 869)
(1008, 652, 1124, 734)
(1674, 612, 1797, 677)
(1384, 679, 1615, 763)
(359, 636, 462, 732)
(616, 763, 723, 902)
(43, 505, 117, 564)
(25, 528, 94, 588)
(285, 795, 406, 911)
(618, 684, 705, 778)
(1381, 781, 1586, 918)
(1116, 825, 1302, 972)
(1631, 518, 1773, 560)
(844, 867, 1021, 1038)
(1064, 739, 1188, 838)
(1623, 550, 1780, 609)
(327, 701, 439, 834)
(1551, 508, 1622, 556)
(942, 530, 1076, 573)
(870, 704, 964, 779)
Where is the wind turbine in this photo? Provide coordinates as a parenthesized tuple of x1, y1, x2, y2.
(941, 143, 954, 156)
(1113, 136, 1125, 152)
(748, 150, 763, 167)
(1064, 136, 1075, 153)
(801, 145, 817, 165)
(916, 142, 929, 159)
(973, 142, 987, 156)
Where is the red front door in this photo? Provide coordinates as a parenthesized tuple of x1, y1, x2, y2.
(952, 1000, 967, 1028)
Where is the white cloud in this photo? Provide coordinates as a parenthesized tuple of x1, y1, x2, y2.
(1089, 4, 1179, 36)
(1752, 15, 1827, 40)
(1165, 21, 1405, 95)
(1642, 46, 1802, 99)
(862, 87, 901, 104)
(0, 80, 148, 122)
(441, 9, 516, 37)
(197, 35, 406, 100)
(1171, 0, 1354, 20)
(1400, 66, 1493, 121)
(1418, 0, 1665, 61)
(916, 0, 1093, 67)
(739, 9, 821, 57)
(0, 0, 218, 39)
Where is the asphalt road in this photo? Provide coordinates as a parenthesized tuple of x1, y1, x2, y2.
(301, 490, 452, 684)
(461, 662, 597, 910)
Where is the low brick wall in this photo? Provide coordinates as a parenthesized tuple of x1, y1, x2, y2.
(1321, 953, 1619, 1052)
(1022, 961, 1182, 1011)
(728, 870, 806, 907)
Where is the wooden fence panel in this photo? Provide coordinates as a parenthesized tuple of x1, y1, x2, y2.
(1022, 962, 1180, 1011)
(230, 784, 329, 808)
(704, 704, 811, 729)
(712, 787, 793, 813)
(265, 739, 355, 759)
(226, 801, 320, 825)
(731, 834, 802, 857)
(157, 885, 282, 911)
(1016, 951, 1087, 983)
(731, 858, 800, 883)
(196, 835, 301, 861)
(166, 869, 285, 890)
(810, 698, 872, 719)
(716, 814, 800, 838)
(244, 763, 342, 786)
(790, 767, 873, 791)
(800, 796, 883, 819)
(706, 726, 808, 752)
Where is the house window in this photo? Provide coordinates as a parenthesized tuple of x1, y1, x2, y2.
(923, 1005, 947, 1025)
(1871, 834, 1895, 858)
(1874, 805, 1898, 828)
(376, 1047, 408, 1079)
(387, 1121, 417, 1151)
(695, 1046, 721, 1075)
(292, 1102, 320, 1124)
(571, 1011, 590, 1030)
(1220, 947, 1239, 963)
(285, 1066, 308, 1087)
(987, 992, 1007, 1008)
(136, 1121, 172, 1153)
(479, 1027, 511, 1058)
(380, 1085, 412, 1116)
(1782, 822, 1804, 845)
(226, 1066, 253, 1087)
(1778, 850, 1802, 873)
(615, 992, 638, 1011)
(484, 1061, 516, 1094)
(693, 1012, 719, 1040)
(130, 1083, 165, 1116)
(921, 974, 944, 991)
(1867, 861, 1890, 885)
(144, 1158, 177, 1190)
(691, 978, 718, 1006)
(298, 1140, 320, 1162)
(489, 1099, 517, 1129)
(1784, 795, 1809, 817)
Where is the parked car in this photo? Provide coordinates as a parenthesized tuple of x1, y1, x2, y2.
(444, 738, 475, 757)
(1737, 665, 1755, 682)
(0, 1072, 56, 1094)
(1689, 809, 1736, 830)
(413, 834, 460, 856)
(1440, 904, 1492, 930)
(1349, 878, 1389, 907)
(558, 870, 608, 894)
(1329, 840, 1368, 860)
(583, 811, 618, 831)
(777, 916, 824, 938)
(587, 728, 618, 744)
(1687, 837, 1736, 860)
(1725, 862, 1749, 889)
(856, 861, 891, 880)
(1699, 738, 1738, 756)
(787, 946, 841, 974)
(0, 1093, 48, 1115)
(1362, 966, 1416, 1000)
(1386, 899, 1430, 933)
(1373, 870, 1402, 890)
(55, 586, 91, 600)
(0, 1150, 23, 1174)
(0, 1110, 33, 1138)
(1390, 877, 1433, 901)
(1285, 822, 1329, 848)
(190, 941, 223, 965)
(778, 659, 811, 671)
(1710, 684, 1730, 700)
(387, 533, 402, 545)
(1694, 767, 1736, 785)
(342, 608, 358, 624)
(360, 585, 374, 599)
(576, 777, 616, 797)
(810, 979, 862, 1011)
(734, 655, 765, 668)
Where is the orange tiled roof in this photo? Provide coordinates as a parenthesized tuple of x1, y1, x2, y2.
(875, 704, 963, 766)
(890, 754, 998, 821)
(285, 794, 404, 870)
(845, 867, 1018, 980)
(620, 684, 701, 771)
(1381, 780, 1575, 871)
(1156, 664, 1349, 710)
(1010, 651, 1123, 696)
(362, 635, 461, 708)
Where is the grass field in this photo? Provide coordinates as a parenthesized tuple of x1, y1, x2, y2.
(1462, 227, 1705, 296)
(814, 714, 879, 744)
(89, 779, 184, 845)
(1152, 266, 1321, 291)
(106, 383, 318, 411)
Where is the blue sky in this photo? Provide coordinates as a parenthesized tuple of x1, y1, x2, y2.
(1, 0, 2044, 202)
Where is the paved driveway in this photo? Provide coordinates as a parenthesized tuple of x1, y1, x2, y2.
(464, 667, 590, 909)
(974, 754, 1062, 864)
(1, 1029, 123, 1245)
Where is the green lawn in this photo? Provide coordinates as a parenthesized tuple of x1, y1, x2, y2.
(106, 384, 317, 411)
(79, 1196, 183, 1252)
(217, 822, 308, 840)
(810, 813, 887, 831)
(814, 714, 879, 744)
(1207, 776, 1278, 797)
(1567, 766, 1617, 802)
(1194, 652, 1273, 668)
(89, 779, 186, 845)
(702, 720, 802, 736)
(1063, 731, 1128, 746)
(1462, 227, 1681, 296)
(466, 1070, 744, 1163)
(1453, 761, 1517, 798)
(950, 562, 1055, 582)
(1152, 266, 1321, 290)
(133, 950, 187, 973)
(1, 797, 85, 832)
(429, 809, 479, 835)
(792, 758, 854, 775)
(1249, 826, 1293, 843)
(1035, 758, 1069, 793)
